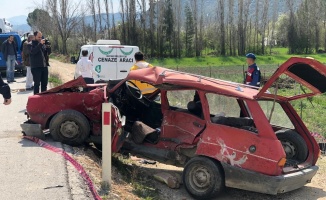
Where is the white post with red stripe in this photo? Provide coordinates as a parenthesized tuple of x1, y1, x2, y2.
(102, 102, 112, 186)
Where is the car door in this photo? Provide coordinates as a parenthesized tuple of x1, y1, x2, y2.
(161, 90, 206, 145)
(256, 57, 326, 101)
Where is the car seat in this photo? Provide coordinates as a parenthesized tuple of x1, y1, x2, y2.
(187, 101, 203, 118)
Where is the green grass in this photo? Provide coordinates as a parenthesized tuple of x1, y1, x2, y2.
(49, 53, 71, 63)
(149, 48, 326, 68)
(48, 72, 63, 87)
(111, 154, 159, 200)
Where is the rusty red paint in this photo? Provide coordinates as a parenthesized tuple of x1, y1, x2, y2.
(103, 112, 110, 125)
(25, 57, 325, 196)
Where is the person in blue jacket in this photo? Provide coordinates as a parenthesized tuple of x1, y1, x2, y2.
(244, 53, 261, 87)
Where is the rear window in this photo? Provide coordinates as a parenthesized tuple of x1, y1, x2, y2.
(258, 101, 294, 128)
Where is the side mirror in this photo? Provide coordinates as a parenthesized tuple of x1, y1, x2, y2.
(70, 56, 77, 64)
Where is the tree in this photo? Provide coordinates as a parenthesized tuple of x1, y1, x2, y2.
(260, 0, 269, 54)
(27, 9, 52, 36)
(97, 0, 103, 33)
(104, 0, 111, 39)
(218, 0, 226, 56)
(164, 0, 174, 57)
(119, 0, 126, 44)
(148, 0, 156, 57)
(269, 0, 279, 54)
(47, 0, 85, 55)
(88, 0, 97, 41)
(184, 4, 195, 57)
(110, 0, 117, 39)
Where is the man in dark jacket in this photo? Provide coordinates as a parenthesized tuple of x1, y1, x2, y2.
(29, 31, 48, 94)
(23, 34, 35, 90)
(0, 76, 11, 105)
(1, 35, 17, 83)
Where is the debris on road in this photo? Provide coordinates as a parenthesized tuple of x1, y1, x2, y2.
(44, 185, 64, 189)
(154, 172, 181, 189)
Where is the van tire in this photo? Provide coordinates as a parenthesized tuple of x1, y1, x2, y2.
(49, 110, 90, 146)
(276, 130, 308, 162)
(183, 156, 224, 199)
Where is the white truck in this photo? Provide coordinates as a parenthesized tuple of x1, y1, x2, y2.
(0, 18, 13, 33)
(73, 40, 139, 82)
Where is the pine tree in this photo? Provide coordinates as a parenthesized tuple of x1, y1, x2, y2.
(164, 0, 174, 57)
(185, 4, 195, 57)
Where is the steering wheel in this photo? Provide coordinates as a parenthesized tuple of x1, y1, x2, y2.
(125, 81, 143, 100)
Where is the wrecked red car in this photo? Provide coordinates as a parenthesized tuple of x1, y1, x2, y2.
(24, 57, 324, 199)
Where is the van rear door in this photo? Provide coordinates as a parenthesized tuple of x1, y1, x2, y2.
(93, 45, 118, 81)
(116, 46, 139, 79)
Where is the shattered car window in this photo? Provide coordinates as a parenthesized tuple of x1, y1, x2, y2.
(167, 90, 198, 109)
(206, 93, 240, 117)
(258, 101, 294, 129)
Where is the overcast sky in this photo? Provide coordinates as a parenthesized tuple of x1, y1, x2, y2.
(2, 0, 121, 19)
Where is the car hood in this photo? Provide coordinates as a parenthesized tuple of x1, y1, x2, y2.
(41, 76, 87, 94)
(41, 76, 107, 94)
(256, 57, 326, 101)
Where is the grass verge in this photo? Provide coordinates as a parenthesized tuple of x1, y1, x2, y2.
(48, 72, 63, 87)
(112, 153, 160, 200)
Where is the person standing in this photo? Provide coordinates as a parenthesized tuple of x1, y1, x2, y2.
(29, 31, 48, 95)
(1, 35, 17, 83)
(130, 51, 153, 70)
(130, 52, 156, 95)
(22, 34, 34, 90)
(75, 50, 99, 85)
(244, 53, 261, 87)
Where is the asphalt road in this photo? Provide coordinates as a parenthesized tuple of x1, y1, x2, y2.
(0, 74, 90, 200)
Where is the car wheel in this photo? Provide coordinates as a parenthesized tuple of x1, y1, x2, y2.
(183, 156, 224, 199)
(276, 130, 308, 162)
(49, 110, 90, 146)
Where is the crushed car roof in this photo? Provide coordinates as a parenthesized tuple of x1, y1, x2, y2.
(126, 66, 260, 100)
(126, 57, 326, 101)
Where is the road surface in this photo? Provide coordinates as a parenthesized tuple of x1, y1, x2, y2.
(0, 74, 91, 200)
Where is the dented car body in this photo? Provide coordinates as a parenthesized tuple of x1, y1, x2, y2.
(25, 57, 324, 199)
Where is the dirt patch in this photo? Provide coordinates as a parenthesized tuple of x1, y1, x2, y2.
(72, 149, 326, 200)
(71, 146, 141, 200)
(49, 59, 76, 84)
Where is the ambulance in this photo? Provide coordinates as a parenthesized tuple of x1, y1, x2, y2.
(74, 40, 139, 82)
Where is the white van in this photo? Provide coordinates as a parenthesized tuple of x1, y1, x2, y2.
(74, 40, 139, 82)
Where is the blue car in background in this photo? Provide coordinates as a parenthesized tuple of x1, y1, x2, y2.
(0, 33, 26, 76)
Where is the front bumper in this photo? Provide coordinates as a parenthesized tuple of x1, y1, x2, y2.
(222, 163, 319, 195)
(20, 121, 45, 140)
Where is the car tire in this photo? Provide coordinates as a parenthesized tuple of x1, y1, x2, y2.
(49, 110, 90, 146)
(276, 130, 308, 162)
(183, 156, 224, 199)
